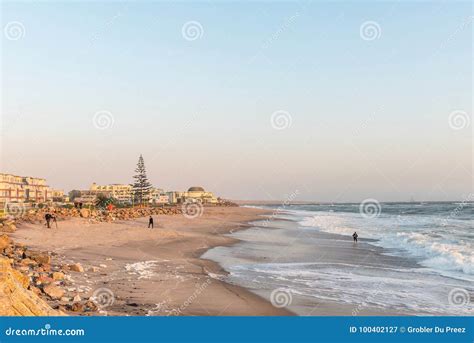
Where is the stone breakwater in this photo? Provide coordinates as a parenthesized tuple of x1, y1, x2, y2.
(1, 202, 238, 232)
(0, 234, 103, 315)
(2, 202, 237, 230)
(0, 206, 184, 232)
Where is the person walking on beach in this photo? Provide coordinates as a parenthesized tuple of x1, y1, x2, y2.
(45, 213, 52, 228)
(148, 216, 154, 229)
(352, 231, 358, 243)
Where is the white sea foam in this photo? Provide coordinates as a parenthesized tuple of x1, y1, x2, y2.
(125, 260, 163, 279)
(298, 211, 474, 280)
(229, 262, 474, 315)
(206, 203, 474, 315)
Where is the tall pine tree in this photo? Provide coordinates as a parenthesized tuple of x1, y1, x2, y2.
(131, 154, 152, 206)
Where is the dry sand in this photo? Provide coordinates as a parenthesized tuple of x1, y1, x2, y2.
(12, 207, 292, 316)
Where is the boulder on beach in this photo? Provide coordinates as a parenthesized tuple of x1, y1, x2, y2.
(79, 209, 90, 218)
(0, 221, 16, 233)
(0, 257, 64, 316)
(0, 234, 11, 250)
(68, 263, 84, 273)
(43, 284, 65, 300)
(52, 271, 65, 280)
(24, 250, 51, 264)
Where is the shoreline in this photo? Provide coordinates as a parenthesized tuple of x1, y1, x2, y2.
(204, 209, 400, 316)
(10, 207, 293, 316)
(204, 206, 473, 316)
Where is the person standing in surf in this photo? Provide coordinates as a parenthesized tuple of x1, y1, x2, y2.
(352, 232, 358, 243)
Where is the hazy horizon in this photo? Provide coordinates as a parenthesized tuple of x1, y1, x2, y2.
(1, 1, 472, 202)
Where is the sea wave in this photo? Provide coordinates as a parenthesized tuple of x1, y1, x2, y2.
(298, 211, 473, 279)
(229, 262, 474, 315)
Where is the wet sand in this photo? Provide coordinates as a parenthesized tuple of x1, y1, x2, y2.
(12, 207, 292, 316)
(203, 217, 440, 316)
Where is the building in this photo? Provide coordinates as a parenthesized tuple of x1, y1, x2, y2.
(167, 187, 219, 204)
(150, 188, 169, 205)
(73, 190, 112, 206)
(0, 173, 52, 204)
(90, 183, 132, 203)
(51, 189, 68, 202)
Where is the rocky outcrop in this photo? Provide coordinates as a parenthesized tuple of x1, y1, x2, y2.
(9, 206, 184, 225)
(1, 236, 104, 316)
(0, 257, 64, 316)
(0, 220, 16, 233)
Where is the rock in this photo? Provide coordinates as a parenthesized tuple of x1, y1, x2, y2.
(79, 209, 90, 218)
(11, 269, 30, 289)
(99, 264, 107, 268)
(18, 266, 31, 273)
(0, 223, 16, 233)
(60, 297, 70, 302)
(52, 272, 65, 281)
(35, 275, 54, 286)
(88, 266, 100, 272)
(68, 263, 84, 273)
(3, 246, 14, 257)
(29, 286, 42, 296)
(20, 258, 37, 266)
(85, 300, 98, 312)
(0, 234, 11, 250)
(73, 294, 81, 302)
(26, 252, 51, 265)
(0, 257, 64, 316)
(70, 302, 84, 312)
(43, 284, 65, 300)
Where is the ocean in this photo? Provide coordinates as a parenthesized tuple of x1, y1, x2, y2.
(203, 202, 473, 316)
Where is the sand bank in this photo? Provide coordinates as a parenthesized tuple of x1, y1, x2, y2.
(12, 207, 291, 316)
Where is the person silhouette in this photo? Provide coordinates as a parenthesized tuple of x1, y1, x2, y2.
(148, 216, 154, 229)
(352, 232, 358, 243)
(45, 213, 52, 228)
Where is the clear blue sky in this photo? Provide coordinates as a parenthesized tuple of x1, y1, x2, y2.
(1, 1, 472, 202)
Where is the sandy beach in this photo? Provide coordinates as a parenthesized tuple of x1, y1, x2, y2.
(11, 207, 292, 316)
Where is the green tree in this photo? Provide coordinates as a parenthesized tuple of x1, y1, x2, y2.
(95, 193, 118, 210)
(131, 154, 152, 206)
(68, 190, 82, 202)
